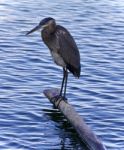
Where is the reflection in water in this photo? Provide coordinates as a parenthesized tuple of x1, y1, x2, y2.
(42, 108, 89, 150)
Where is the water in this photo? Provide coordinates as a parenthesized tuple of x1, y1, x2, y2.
(0, 0, 124, 149)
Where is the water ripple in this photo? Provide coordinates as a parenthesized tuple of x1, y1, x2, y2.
(0, 0, 124, 149)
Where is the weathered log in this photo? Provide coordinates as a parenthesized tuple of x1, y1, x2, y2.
(43, 88, 106, 150)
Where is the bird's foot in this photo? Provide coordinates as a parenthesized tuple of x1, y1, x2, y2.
(51, 95, 62, 108)
(61, 96, 68, 102)
(51, 95, 68, 108)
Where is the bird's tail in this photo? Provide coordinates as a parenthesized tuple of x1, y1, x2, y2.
(67, 64, 81, 78)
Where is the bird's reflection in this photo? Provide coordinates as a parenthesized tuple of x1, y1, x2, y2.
(42, 107, 89, 150)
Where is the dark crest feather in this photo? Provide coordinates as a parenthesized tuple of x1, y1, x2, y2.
(39, 17, 54, 25)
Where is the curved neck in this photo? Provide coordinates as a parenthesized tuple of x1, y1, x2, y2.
(43, 20, 56, 34)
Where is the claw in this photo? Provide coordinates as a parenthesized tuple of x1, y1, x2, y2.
(51, 95, 68, 108)
(51, 95, 62, 108)
(61, 96, 68, 102)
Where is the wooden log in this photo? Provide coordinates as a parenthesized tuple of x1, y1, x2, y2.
(43, 88, 107, 150)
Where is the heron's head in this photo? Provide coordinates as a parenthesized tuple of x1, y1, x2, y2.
(26, 17, 56, 35)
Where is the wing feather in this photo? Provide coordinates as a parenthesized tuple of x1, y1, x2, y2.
(56, 25, 81, 77)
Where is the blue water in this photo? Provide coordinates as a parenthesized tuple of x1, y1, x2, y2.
(0, 0, 124, 149)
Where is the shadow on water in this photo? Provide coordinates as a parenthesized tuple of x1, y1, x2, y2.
(42, 107, 90, 150)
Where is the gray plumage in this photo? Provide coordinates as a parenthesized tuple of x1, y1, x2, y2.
(42, 24, 81, 77)
(26, 17, 81, 99)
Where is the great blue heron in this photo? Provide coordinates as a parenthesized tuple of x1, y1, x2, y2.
(26, 17, 81, 101)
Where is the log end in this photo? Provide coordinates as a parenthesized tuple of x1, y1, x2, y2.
(43, 88, 60, 99)
(43, 88, 64, 107)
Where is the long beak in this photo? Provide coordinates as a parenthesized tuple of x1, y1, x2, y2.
(26, 24, 41, 35)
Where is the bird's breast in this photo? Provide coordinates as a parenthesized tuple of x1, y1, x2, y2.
(51, 51, 66, 67)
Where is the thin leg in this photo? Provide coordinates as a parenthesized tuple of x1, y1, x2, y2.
(52, 68, 67, 108)
(56, 68, 67, 107)
(59, 68, 66, 96)
(63, 68, 68, 99)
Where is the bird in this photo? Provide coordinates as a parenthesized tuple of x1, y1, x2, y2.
(26, 17, 81, 101)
